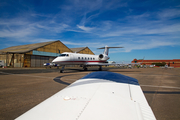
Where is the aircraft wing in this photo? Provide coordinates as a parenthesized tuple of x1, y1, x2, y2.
(16, 71, 156, 120)
(85, 62, 141, 66)
(85, 62, 112, 66)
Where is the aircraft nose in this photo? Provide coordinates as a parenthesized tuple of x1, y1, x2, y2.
(52, 58, 57, 63)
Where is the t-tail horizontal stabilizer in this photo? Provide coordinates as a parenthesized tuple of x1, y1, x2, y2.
(97, 46, 123, 55)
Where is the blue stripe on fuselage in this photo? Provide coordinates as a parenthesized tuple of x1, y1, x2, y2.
(81, 71, 139, 85)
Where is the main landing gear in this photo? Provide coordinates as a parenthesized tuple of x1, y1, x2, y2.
(99, 66, 102, 71)
(59, 65, 102, 73)
(60, 66, 65, 73)
(83, 66, 87, 71)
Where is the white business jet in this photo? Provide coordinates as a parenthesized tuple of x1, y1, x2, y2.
(52, 46, 123, 73)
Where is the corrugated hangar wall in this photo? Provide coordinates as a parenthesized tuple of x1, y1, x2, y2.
(31, 56, 49, 67)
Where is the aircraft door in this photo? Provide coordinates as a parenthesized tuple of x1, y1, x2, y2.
(70, 54, 74, 64)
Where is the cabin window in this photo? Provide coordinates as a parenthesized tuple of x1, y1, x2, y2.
(90, 58, 92, 60)
(88, 58, 89, 60)
(66, 54, 69, 57)
(78, 57, 80, 59)
(93, 58, 95, 60)
(85, 57, 86, 60)
(82, 57, 83, 59)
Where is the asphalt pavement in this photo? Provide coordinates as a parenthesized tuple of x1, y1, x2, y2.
(0, 67, 180, 120)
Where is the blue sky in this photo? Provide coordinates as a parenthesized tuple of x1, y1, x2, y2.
(0, 0, 180, 62)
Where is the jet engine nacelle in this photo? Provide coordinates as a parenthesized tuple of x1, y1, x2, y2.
(99, 54, 104, 59)
(99, 54, 110, 61)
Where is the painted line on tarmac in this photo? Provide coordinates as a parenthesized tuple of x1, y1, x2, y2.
(0, 71, 86, 80)
(124, 73, 180, 77)
(1, 71, 180, 89)
(141, 84, 180, 89)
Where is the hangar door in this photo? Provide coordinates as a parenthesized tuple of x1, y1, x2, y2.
(31, 55, 54, 67)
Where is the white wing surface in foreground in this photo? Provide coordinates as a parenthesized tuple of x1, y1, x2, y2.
(16, 71, 156, 120)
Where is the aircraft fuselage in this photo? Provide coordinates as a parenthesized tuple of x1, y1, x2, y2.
(52, 52, 109, 65)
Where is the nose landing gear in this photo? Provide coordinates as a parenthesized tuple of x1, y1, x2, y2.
(60, 66, 65, 73)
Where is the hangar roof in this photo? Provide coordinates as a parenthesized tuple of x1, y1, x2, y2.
(70, 47, 87, 53)
(0, 41, 58, 54)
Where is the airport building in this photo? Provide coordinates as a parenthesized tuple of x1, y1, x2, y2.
(0, 40, 94, 68)
(131, 59, 180, 67)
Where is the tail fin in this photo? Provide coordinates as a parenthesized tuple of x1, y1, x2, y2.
(97, 45, 123, 55)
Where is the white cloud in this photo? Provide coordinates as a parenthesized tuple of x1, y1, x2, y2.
(77, 25, 95, 32)
(0, 27, 36, 38)
(62, 40, 102, 47)
(157, 9, 180, 19)
(61, 41, 84, 46)
(35, 23, 69, 33)
(87, 9, 180, 37)
(120, 39, 179, 52)
(0, 15, 70, 40)
(28, 38, 56, 43)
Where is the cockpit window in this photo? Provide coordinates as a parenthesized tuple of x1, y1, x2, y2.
(59, 54, 66, 56)
(59, 54, 69, 57)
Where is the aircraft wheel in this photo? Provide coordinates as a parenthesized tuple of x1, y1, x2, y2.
(99, 67, 102, 71)
(60, 70, 64, 73)
(83, 66, 87, 71)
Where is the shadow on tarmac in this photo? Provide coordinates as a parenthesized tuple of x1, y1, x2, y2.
(0, 67, 141, 75)
(63, 68, 108, 73)
(0, 68, 60, 75)
(53, 75, 71, 85)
